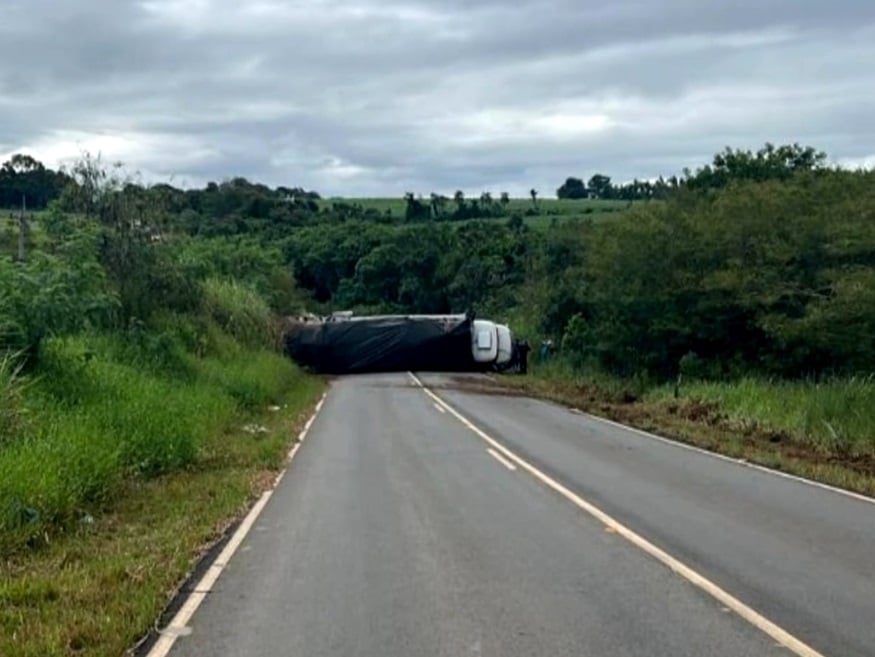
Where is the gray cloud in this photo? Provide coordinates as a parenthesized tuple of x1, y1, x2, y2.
(1, 0, 874, 196)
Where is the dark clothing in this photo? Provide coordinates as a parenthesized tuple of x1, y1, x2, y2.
(517, 341, 530, 374)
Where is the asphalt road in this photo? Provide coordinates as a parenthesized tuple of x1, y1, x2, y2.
(161, 372, 875, 657)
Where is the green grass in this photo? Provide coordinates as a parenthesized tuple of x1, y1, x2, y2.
(202, 278, 279, 350)
(0, 377, 324, 657)
(498, 362, 875, 496)
(0, 324, 325, 656)
(0, 327, 306, 555)
(647, 377, 875, 457)
(0, 351, 27, 442)
(319, 196, 635, 221)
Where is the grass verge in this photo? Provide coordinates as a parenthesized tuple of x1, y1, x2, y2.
(0, 337, 325, 657)
(494, 365, 875, 498)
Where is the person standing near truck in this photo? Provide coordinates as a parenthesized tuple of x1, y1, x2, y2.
(539, 339, 553, 363)
(517, 339, 531, 374)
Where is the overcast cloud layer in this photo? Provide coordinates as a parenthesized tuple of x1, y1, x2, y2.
(2, 0, 874, 196)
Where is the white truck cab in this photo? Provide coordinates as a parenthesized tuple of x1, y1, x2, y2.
(471, 320, 513, 369)
(472, 320, 499, 364)
(495, 324, 513, 367)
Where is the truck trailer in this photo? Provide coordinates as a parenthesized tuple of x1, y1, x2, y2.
(284, 312, 515, 375)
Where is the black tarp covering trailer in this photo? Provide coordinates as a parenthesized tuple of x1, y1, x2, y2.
(284, 313, 502, 374)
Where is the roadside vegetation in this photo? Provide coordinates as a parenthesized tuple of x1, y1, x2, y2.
(2, 140, 874, 651)
(497, 145, 875, 493)
(647, 377, 875, 460)
(0, 157, 324, 656)
(0, 376, 321, 657)
(502, 364, 875, 497)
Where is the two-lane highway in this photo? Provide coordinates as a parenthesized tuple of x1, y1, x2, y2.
(152, 372, 875, 657)
(417, 372, 875, 657)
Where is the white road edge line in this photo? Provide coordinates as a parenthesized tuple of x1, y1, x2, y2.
(408, 373, 827, 657)
(487, 447, 518, 471)
(577, 410, 875, 506)
(476, 377, 873, 507)
(145, 390, 329, 657)
(434, 402, 447, 414)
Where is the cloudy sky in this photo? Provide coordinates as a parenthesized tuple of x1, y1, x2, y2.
(1, 1, 874, 196)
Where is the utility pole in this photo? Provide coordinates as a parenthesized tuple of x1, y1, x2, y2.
(17, 193, 27, 263)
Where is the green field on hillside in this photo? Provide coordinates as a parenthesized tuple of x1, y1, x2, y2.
(320, 196, 634, 220)
(489, 209, 627, 229)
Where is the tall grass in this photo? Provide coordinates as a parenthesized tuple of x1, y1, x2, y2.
(0, 352, 27, 445)
(0, 327, 304, 555)
(192, 347, 300, 410)
(648, 377, 875, 457)
(202, 278, 279, 350)
(529, 356, 656, 400)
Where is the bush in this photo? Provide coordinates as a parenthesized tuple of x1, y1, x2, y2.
(561, 313, 590, 368)
(192, 348, 298, 410)
(0, 245, 117, 365)
(202, 278, 279, 350)
(678, 351, 722, 381)
(536, 169, 875, 380)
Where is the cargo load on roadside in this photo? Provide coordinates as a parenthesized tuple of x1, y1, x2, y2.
(283, 312, 516, 374)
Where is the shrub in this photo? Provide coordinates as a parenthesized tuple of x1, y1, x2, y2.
(192, 348, 298, 410)
(202, 278, 278, 350)
(0, 335, 244, 553)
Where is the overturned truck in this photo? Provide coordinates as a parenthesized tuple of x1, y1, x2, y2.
(284, 312, 515, 374)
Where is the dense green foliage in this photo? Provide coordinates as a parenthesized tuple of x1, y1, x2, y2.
(556, 143, 826, 201)
(283, 161, 875, 384)
(557, 173, 678, 200)
(0, 154, 70, 210)
(320, 196, 631, 228)
(0, 158, 317, 555)
(681, 143, 828, 192)
(283, 219, 529, 312)
(3, 142, 873, 386)
(3, 142, 875, 551)
(542, 170, 875, 379)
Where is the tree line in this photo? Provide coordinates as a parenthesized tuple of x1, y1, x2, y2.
(557, 143, 827, 200)
(3, 142, 872, 384)
(1, 142, 830, 217)
(0, 154, 70, 209)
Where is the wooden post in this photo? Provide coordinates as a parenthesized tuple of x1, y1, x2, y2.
(17, 193, 27, 262)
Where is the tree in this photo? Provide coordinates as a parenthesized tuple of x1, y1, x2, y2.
(451, 190, 467, 220)
(500, 192, 510, 205)
(429, 193, 447, 219)
(403, 192, 429, 222)
(587, 174, 613, 199)
(557, 177, 588, 199)
(682, 142, 828, 192)
(0, 154, 69, 209)
(530, 188, 538, 207)
(4, 154, 43, 175)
